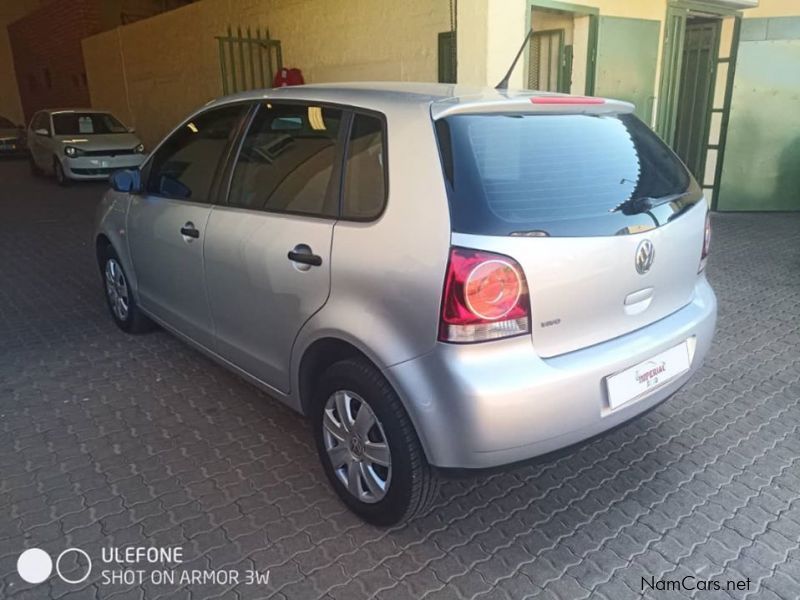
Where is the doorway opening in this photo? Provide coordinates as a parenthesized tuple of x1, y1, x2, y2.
(527, 4, 596, 95)
(673, 16, 721, 185)
(657, 2, 742, 209)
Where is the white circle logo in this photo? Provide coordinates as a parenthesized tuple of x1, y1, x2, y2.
(17, 548, 53, 584)
(55, 548, 92, 584)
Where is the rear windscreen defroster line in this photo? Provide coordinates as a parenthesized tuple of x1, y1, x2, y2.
(435, 113, 702, 237)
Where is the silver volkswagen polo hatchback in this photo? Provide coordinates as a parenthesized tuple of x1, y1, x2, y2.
(95, 83, 717, 525)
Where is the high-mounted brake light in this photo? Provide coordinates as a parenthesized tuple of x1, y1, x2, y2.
(699, 212, 711, 272)
(530, 96, 605, 105)
(439, 248, 531, 343)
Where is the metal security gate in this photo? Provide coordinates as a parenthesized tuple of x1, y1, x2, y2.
(528, 29, 567, 92)
(673, 19, 721, 182)
(216, 26, 282, 95)
(594, 16, 660, 123)
(718, 16, 800, 211)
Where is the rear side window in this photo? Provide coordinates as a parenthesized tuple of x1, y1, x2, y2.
(147, 104, 246, 202)
(228, 103, 342, 217)
(342, 114, 386, 219)
(437, 113, 699, 237)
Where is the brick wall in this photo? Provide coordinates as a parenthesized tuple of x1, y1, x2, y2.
(0, 1, 41, 125)
(8, 0, 102, 122)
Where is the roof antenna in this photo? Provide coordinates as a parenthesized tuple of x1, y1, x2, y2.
(495, 28, 534, 90)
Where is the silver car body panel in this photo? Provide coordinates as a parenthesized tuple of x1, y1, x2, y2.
(94, 82, 717, 469)
(127, 196, 215, 347)
(386, 277, 716, 468)
(203, 206, 335, 394)
(454, 202, 708, 358)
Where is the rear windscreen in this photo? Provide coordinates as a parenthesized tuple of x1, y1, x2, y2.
(436, 113, 701, 237)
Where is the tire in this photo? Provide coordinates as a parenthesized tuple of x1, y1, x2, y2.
(312, 358, 439, 526)
(53, 157, 69, 186)
(99, 244, 153, 334)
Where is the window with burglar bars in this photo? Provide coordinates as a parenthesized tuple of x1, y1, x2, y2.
(216, 26, 283, 95)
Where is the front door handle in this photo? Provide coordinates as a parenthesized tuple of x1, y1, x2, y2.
(180, 222, 200, 239)
(288, 244, 322, 267)
(288, 250, 322, 267)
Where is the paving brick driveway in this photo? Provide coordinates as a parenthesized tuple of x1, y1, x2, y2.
(1, 158, 799, 600)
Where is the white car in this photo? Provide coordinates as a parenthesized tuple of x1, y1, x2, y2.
(27, 109, 146, 185)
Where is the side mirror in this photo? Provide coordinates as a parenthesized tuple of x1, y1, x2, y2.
(109, 169, 142, 194)
(34, 128, 49, 137)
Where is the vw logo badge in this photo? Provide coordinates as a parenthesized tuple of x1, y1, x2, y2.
(635, 240, 655, 274)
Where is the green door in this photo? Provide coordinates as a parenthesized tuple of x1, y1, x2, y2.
(718, 17, 800, 211)
(594, 16, 660, 122)
(673, 19, 720, 183)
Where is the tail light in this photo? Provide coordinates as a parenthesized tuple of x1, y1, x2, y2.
(699, 212, 711, 272)
(439, 247, 531, 343)
(530, 96, 605, 105)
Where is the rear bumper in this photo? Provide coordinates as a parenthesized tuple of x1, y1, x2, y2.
(62, 154, 145, 180)
(386, 277, 717, 469)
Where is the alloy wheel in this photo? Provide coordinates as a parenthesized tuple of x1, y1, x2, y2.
(322, 390, 392, 503)
(104, 258, 130, 322)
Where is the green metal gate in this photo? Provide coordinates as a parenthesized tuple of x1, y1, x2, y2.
(718, 16, 800, 211)
(216, 26, 282, 95)
(673, 19, 721, 182)
(528, 29, 568, 92)
(594, 16, 660, 123)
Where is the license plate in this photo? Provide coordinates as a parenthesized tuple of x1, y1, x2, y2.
(606, 342, 691, 410)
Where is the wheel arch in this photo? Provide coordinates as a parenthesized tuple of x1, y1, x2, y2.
(95, 233, 112, 267)
(295, 333, 436, 466)
(297, 337, 376, 417)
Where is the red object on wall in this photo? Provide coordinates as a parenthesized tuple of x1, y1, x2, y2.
(273, 68, 305, 87)
(8, 0, 102, 122)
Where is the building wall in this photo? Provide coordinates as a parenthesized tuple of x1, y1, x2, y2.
(8, 0, 103, 121)
(746, 0, 800, 18)
(83, 0, 451, 148)
(0, 1, 42, 125)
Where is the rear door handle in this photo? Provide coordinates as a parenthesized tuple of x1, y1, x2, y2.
(180, 222, 200, 239)
(287, 250, 322, 267)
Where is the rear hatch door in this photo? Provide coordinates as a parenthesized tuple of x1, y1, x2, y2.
(435, 102, 706, 357)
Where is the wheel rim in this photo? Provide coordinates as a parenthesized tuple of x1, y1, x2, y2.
(104, 258, 130, 322)
(322, 390, 391, 503)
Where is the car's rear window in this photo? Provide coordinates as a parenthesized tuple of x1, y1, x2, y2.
(436, 113, 701, 237)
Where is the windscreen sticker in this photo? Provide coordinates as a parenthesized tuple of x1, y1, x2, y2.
(78, 117, 94, 134)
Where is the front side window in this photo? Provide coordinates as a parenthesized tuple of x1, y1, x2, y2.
(342, 114, 386, 220)
(228, 103, 342, 217)
(52, 112, 127, 136)
(147, 104, 247, 202)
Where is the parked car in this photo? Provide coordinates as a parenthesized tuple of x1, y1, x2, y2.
(94, 83, 717, 525)
(0, 115, 26, 156)
(28, 109, 146, 185)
